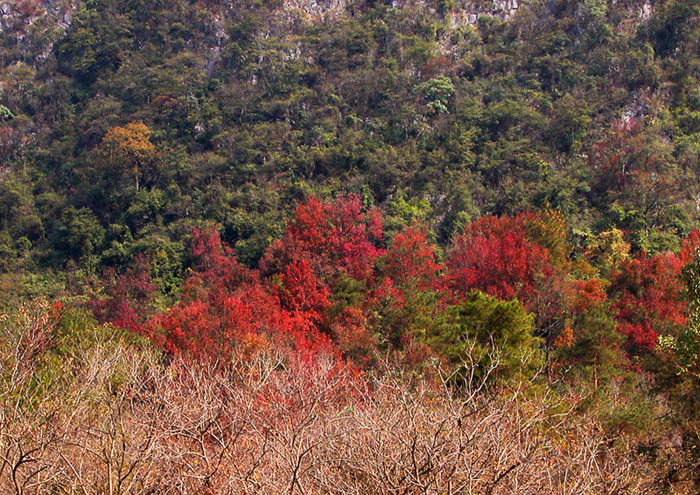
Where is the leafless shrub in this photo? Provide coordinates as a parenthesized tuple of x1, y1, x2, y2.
(0, 303, 658, 494)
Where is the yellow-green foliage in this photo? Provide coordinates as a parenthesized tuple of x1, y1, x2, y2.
(424, 290, 543, 386)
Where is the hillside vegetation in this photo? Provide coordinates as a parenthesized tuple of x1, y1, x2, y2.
(2, 0, 700, 492)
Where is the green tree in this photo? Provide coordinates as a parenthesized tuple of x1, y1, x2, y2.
(425, 290, 543, 385)
(50, 207, 105, 263)
(659, 253, 700, 379)
(417, 75, 455, 115)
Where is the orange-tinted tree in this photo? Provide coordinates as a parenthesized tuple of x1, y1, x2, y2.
(100, 121, 157, 191)
(380, 226, 440, 291)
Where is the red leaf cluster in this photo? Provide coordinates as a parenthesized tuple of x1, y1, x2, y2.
(382, 227, 440, 291)
(91, 197, 700, 367)
(569, 279, 608, 315)
(609, 252, 687, 352)
(146, 227, 332, 361)
(444, 214, 554, 310)
(261, 194, 384, 282)
(88, 254, 157, 334)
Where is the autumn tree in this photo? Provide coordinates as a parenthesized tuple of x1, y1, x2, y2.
(370, 227, 443, 356)
(260, 195, 385, 361)
(185, 225, 254, 295)
(88, 254, 156, 333)
(443, 213, 569, 348)
(609, 252, 686, 353)
(143, 227, 333, 361)
(380, 226, 440, 291)
(659, 234, 700, 377)
(444, 214, 554, 304)
(274, 260, 331, 331)
(100, 121, 157, 191)
(260, 195, 384, 283)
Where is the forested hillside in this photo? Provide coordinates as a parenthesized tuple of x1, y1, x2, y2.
(2, 0, 700, 492)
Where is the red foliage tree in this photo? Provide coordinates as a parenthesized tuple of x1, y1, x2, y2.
(185, 226, 254, 295)
(145, 227, 333, 361)
(609, 252, 687, 352)
(365, 228, 443, 355)
(444, 214, 555, 308)
(680, 229, 700, 265)
(261, 195, 384, 282)
(441, 212, 582, 351)
(88, 255, 156, 334)
(381, 227, 440, 291)
(146, 283, 323, 360)
(275, 260, 331, 330)
(258, 195, 386, 362)
(568, 278, 608, 315)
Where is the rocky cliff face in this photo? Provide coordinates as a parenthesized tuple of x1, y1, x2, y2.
(281, 0, 521, 22)
(282, 0, 350, 19)
(0, 0, 658, 71)
(0, 0, 76, 64)
(0, 0, 75, 33)
(449, 0, 520, 24)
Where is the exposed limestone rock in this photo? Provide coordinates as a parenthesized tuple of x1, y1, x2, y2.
(448, 0, 520, 27)
(281, 0, 520, 23)
(283, 0, 349, 19)
(0, 0, 76, 65)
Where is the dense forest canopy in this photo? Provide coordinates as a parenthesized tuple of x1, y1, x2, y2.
(2, 0, 700, 286)
(2, 0, 700, 492)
